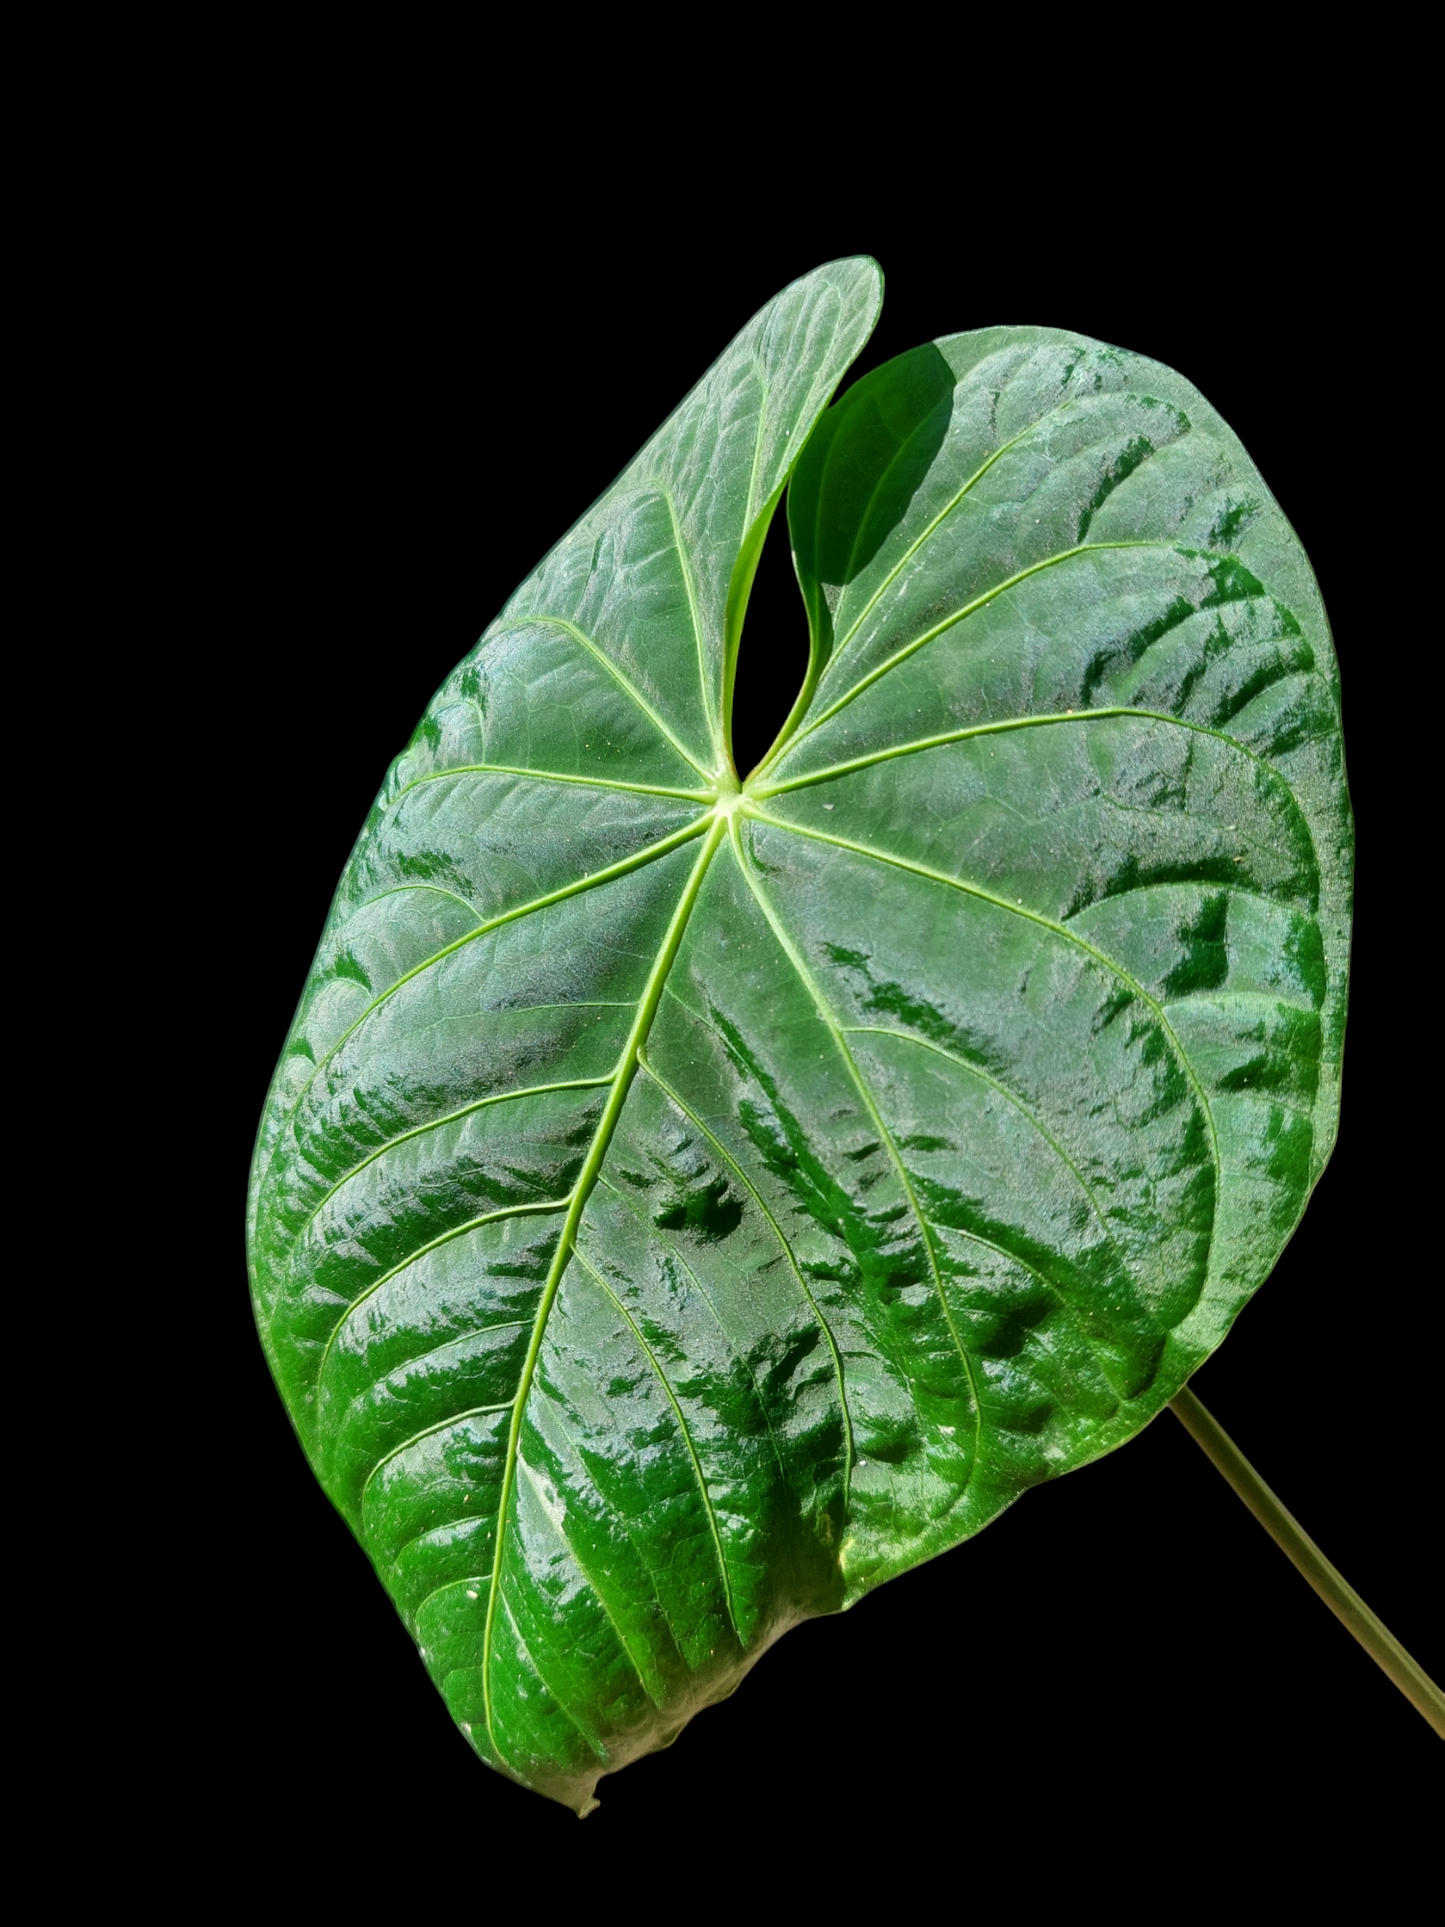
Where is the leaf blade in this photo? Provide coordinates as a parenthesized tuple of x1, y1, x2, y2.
(249, 286, 1352, 1812)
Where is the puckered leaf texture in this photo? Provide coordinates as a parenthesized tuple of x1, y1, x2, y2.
(248, 259, 1351, 1811)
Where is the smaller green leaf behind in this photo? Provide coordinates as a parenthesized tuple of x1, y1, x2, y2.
(249, 269, 1351, 1811)
(787, 341, 956, 700)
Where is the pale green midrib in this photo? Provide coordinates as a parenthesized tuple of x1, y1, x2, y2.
(291, 758, 1263, 1427)
(479, 817, 727, 1761)
(511, 615, 714, 781)
(744, 805, 1225, 1212)
(311, 758, 1287, 1735)
(285, 688, 1315, 1367)
(311, 1198, 571, 1385)
(729, 816, 985, 1485)
(841, 1023, 1144, 1313)
(637, 1055, 856, 1501)
(752, 704, 1314, 798)
(594, 1171, 794, 1504)
(388, 761, 716, 805)
(782, 542, 1166, 755)
(571, 1243, 738, 1638)
(332, 783, 1232, 1633)
(255, 816, 712, 1220)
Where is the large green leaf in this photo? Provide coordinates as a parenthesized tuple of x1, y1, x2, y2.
(248, 260, 1351, 1812)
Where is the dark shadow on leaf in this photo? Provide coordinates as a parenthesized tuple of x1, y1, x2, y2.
(653, 1175, 743, 1243)
(788, 342, 955, 675)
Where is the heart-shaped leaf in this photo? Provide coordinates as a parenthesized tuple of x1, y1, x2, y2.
(248, 260, 1351, 1812)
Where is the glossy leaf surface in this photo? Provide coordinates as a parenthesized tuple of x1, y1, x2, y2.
(248, 261, 1351, 1811)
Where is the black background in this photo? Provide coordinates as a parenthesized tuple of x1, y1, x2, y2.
(189, 208, 1438, 1885)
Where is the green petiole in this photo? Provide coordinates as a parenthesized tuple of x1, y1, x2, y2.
(1170, 1386, 1443, 1738)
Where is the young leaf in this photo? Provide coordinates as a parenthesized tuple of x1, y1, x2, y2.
(248, 260, 1351, 1812)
